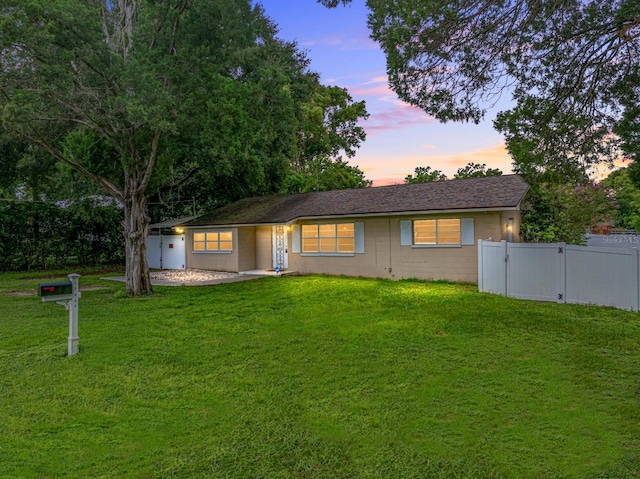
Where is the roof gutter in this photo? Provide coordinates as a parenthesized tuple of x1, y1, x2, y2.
(293, 206, 521, 222)
(184, 205, 522, 229)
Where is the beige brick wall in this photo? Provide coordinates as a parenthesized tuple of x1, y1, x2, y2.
(289, 211, 521, 283)
(288, 218, 389, 278)
(255, 226, 273, 270)
(185, 209, 522, 281)
(237, 227, 256, 271)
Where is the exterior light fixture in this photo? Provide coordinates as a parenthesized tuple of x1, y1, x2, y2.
(174, 227, 184, 234)
(507, 218, 514, 242)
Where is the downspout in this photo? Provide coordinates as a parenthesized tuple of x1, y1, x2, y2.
(388, 217, 393, 277)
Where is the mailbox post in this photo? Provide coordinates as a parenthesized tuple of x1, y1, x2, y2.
(38, 273, 81, 356)
(67, 274, 80, 356)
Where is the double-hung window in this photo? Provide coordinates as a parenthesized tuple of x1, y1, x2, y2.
(302, 223, 355, 254)
(193, 231, 233, 252)
(413, 219, 461, 245)
(401, 218, 474, 247)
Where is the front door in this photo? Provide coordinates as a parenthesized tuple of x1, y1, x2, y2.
(272, 225, 288, 270)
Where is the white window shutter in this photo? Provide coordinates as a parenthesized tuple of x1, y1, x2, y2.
(291, 224, 301, 253)
(400, 220, 412, 246)
(355, 222, 365, 253)
(461, 218, 475, 245)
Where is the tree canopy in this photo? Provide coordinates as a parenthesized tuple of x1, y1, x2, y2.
(283, 156, 371, 193)
(454, 163, 502, 179)
(404, 166, 446, 184)
(404, 163, 502, 183)
(292, 84, 368, 172)
(520, 181, 617, 244)
(146, 75, 369, 218)
(604, 167, 640, 231)
(320, 0, 640, 180)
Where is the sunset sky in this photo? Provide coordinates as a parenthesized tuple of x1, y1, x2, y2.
(255, 0, 515, 186)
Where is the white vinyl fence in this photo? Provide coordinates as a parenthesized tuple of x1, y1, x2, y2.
(478, 240, 640, 311)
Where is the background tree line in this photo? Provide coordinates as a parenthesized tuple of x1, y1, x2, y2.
(0, 198, 124, 272)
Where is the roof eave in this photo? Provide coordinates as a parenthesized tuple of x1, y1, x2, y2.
(185, 206, 523, 228)
(185, 220, 297, 229)
(294, 206, 522, 221)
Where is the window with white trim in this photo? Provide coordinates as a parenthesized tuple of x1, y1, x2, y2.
(414, 219, 461, 245)
(193, 231, 233, 252)
(401, 218, 474, 247)
(302, 223, 355, 253)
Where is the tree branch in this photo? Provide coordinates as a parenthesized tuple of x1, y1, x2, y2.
(16, 130, 124, 202)
(139, 128, 162, 195)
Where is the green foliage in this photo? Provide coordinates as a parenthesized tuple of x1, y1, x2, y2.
(521, 181, 617, 244)
(282, 156, 371, 193)
(0, 130, 27, 197)
(454, 163, 503, 179)
(0, 200, 124, 272)
(147, 21, 368, 218)
(293, 84, 369, 170)
(405, 166, 447, 183)
(614, 72, 640, 167)
(603, 167, 640, 231)
(320, 0, 640, 180)
(495, 98, 615, 184)
(1, 274, 640, 477)
(1, 0, 370, 294)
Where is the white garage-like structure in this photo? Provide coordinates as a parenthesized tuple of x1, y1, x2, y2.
(147, 217, 195, 270)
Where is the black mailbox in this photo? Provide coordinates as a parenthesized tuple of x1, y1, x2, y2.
(38, 281, 73, 302)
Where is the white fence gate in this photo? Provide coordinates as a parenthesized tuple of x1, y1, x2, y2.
(147, 234, 186, 270)
(478, 240, 640, 311)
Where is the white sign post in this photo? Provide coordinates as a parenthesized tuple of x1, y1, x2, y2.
(66, 273, 81, 356)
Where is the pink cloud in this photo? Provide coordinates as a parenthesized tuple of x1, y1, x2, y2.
(349, 83, 393, 97)
(362, 75, 388, 85)
(361, 105, 435, 134)
(347, 80, 433, 134)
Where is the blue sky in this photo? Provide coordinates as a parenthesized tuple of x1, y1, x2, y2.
(254, 0, 514, 185)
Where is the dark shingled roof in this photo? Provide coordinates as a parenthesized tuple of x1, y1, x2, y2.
(149, 216, 197, 230)
(185, 175, 529, 227)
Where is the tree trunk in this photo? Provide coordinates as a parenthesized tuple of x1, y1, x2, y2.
(123, 176, 153, 296)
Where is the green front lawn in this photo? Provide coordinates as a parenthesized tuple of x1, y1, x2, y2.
(1, 272, 639, 478)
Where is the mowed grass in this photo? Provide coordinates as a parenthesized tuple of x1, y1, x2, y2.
(1, 271, 639, 478)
